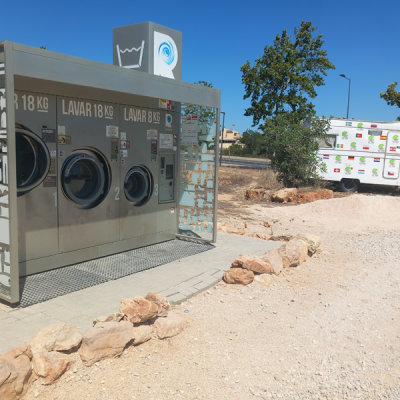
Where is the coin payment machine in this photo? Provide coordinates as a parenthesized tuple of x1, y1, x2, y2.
(159, 154, 175, 203)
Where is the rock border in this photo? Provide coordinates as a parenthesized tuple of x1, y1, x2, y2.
(224, 233, 322, 285)
(0, 292, 186, 399)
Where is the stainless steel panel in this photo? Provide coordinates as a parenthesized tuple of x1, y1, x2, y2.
(20, 229, 176, 276)
(57, 96, 120, 253)
(119, 105, 178, 240)
(11, 42, 220, 109)
(15, 90, 58, 264)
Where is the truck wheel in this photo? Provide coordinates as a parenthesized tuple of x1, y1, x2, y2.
(340, 179, 359, 193)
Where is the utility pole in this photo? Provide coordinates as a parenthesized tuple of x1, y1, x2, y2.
(340, 74, 351, 119)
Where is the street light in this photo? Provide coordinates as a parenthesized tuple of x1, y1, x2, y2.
(340, 74, 351, 119)
(219, 111, 225, 166)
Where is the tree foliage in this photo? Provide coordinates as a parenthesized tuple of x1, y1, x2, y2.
(264, 114, 331, 186)
(241, 21, 335, 128)
(222, 129, 266, 158)
(380, 82, 400, 121)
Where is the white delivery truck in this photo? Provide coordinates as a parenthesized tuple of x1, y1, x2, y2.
(317, 118, 400, 192)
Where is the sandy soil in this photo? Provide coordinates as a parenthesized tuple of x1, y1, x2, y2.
(22, 183, 400, 399)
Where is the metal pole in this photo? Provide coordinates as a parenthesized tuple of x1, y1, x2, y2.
(347, 76, 351, 119)
(219, 111, 225, 166)
(3, 42, 20, 303)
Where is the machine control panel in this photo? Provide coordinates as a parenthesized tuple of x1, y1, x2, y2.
(159, 153, 175, 203)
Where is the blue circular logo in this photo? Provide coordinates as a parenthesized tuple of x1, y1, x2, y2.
(158, 41, 175, 65)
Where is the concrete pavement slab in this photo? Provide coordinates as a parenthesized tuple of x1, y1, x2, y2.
(0, 233, 280, 353)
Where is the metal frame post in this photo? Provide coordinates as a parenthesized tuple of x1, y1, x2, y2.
(219, 111, 225, 166)
(3, 41, 19, 303)
(212, 106, 221, 243)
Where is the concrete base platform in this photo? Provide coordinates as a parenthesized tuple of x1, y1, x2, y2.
(0, 233, 279, 354)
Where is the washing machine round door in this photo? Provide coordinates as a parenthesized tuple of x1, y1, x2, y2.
(124, 167, 151, 206)
(61, 152, 106, 207)
(16, 127, 50, 194)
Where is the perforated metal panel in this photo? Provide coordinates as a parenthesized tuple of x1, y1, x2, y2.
(18, 238, 214, 307)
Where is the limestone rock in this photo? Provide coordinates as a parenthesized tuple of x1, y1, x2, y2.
(254, 274, 274, 287)
(271, 188, 297, 203)
(79, 321, 133, 367)
(245, 189, 264, 200)
(32, 349, 72, 385)
(223, 268, 254, 285)
(297, 189, 333, 204)
(120, 296, 158, 323)
(259, 248, 284, 275)
(315, 189, 333, 200)
(249, 232, 269, 240)
(0, 354, 35, 399)
(145, 292, 170, 317)
(263, 192, 271, 202)
(30, 322, 82, 352)
(294, 233, 322, 256)
(231, 254, 277, 274)
(268, 234, 293, 242)
(153, 313, 186, 339)
(277, 239, 308, 268)
(297, 192, 320, 204)
(132, 325, 153, 345)
(1, 345, 32, 361)
(93, 312, 125, 326)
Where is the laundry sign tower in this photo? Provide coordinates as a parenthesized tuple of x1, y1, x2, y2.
(113, 22, 182, 80)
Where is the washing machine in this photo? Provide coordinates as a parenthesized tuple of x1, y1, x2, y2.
(14, 90, 58, 274)
(119, 104, 178, 241)
(56, 96, 120, 253)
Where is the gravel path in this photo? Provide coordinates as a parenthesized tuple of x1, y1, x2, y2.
(23, 196, 400, 400)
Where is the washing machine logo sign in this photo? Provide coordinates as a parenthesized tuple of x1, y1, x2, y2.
(166, 114, 173, 128)
(154, 31, 178, 79)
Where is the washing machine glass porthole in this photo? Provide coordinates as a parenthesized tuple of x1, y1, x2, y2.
(124, 166, 152, 206)
(61, 150, 109, 208)
(15, 125, 51, 194)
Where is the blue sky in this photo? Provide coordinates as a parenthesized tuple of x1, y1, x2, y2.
(2, 0, 399, 134)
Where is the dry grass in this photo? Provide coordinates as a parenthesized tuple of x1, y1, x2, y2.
(256, 170, 283, 191)
(218, 167, 255, 192)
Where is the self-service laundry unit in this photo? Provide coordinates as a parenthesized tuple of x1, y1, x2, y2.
(15, 92, 179, 277)
(119, 105, 178, 242)
(0, 40, 221, 303)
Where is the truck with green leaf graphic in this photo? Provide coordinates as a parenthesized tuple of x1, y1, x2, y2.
(316, 119, 400, 192)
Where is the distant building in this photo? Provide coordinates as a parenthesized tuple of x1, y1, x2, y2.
(219, 128, 241, 149)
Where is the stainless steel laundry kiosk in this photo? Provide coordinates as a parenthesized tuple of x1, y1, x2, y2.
(0, 41, 221, 303)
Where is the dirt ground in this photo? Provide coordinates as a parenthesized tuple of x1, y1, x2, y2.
(23, 168, 400, 400)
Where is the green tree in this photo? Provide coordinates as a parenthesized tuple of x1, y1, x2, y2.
(264, 114, 330, 186)
(241, 21, 335, 128)
(222, 143, 244, 157)
(239, 129, 266, 158)
(380, 82, 400, 121)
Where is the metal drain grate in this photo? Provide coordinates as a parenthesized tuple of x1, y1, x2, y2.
(19, 238, 214, 307)
(19, 268, 109, 307)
